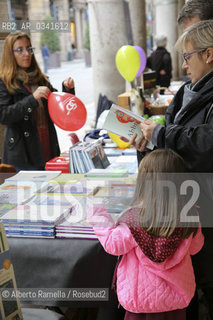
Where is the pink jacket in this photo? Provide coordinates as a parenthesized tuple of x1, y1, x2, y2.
(87, 204, 204, 313)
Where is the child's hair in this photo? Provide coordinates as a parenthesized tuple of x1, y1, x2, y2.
(132, 149, 198, 238)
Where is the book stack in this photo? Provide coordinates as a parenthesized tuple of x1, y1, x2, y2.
(85, 168, 129, 178)
(0, 171, 61, 217)
(55, 180, 137, 238)
(69, 139, 110, 174)
(91, 182, 136, 213)
(55, 199, 97, 239)
(56, 221, 97, 239)
(35, 174, 96, 200)
(1, 204, 73, 238)
(108, 155, 138, 174)
(0, 169, 137, 239)
(104, 148, 137, 157)
(0, 171, 81, 238)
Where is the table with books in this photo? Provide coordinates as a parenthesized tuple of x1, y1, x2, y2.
(0, 169, 136, 319)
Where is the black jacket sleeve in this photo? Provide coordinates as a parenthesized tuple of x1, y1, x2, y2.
(62, 82, 75, 95)
(0, 79, 38, 125)
(155, 111, 213, 171)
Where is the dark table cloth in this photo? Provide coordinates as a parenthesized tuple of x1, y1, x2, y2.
(8, 237, 125, 319)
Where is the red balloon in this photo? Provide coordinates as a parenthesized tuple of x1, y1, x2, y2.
(48, 92, 87, 131)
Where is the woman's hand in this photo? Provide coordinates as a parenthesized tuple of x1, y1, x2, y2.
(130, 133, 149, 152)
(63, 77, 75, 89)
(120, 133, 149, 152)
(140, 119, 158, 141)
(33, 86, 51, 100)
(120, 119, 158, 152)
(160, 69, 166, 75)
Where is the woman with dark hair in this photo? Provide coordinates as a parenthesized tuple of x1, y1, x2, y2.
(0, 32, 75, 170)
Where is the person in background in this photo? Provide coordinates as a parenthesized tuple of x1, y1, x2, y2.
(88, 148, 204, 320)
(0, 32, 75, 171)
(41, 43, 50, 74)
(177, 0, 213, 30)
(146, 35, 172, 94)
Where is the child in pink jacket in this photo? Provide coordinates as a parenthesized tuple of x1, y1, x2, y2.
(87, 149, 204, 320)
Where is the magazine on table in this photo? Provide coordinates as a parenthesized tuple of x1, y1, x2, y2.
(5, 170, 61, 182)
(0, 204, 73, 226)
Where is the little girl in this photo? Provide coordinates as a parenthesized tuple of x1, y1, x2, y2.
(87, 149, 204, 320)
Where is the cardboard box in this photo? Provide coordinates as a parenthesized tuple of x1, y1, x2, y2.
(117, 92, 131, 109)
(45, 157, 69, 173)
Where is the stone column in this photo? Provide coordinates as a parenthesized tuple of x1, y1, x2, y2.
(129, 0, 147, 52)
(27, 0, 50, 65)
(0, 0, 9, 57)
(73, 1, 86, 58)
(88, 0, 127, 107)
(55, 0, 72, 61)
(154, 0, 179, 79)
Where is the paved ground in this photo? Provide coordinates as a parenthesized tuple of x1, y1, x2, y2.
(47, 58, 95, 153)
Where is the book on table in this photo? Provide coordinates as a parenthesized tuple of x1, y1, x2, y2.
(69, 139, 110, 174)
(5, 170, 61, 182)
(102, 104, 154, 150)
(54, 197, 97, 239)
(85, 168, 128, 178)
(0, 204, 74, 238)
(0, 180, 55, 206)
(91, 183, 135, 213)
(1, 171, 62, 204)
(56, 217, 97, 240)
(0, 204, 72, 226)
(108, 154, 138, 174)
(55, 178, 137, 238)
(82, 139, 110, 171)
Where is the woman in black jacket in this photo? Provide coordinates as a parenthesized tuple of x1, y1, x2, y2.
(135, 20, 213, 173)
(131, 20, 213, 319)
(147, 35, 172, 93)
(0, 32, 75, 170)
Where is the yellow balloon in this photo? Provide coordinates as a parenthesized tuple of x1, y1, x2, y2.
(108, 132, 130, 149)
(115, 45, 140, 82)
